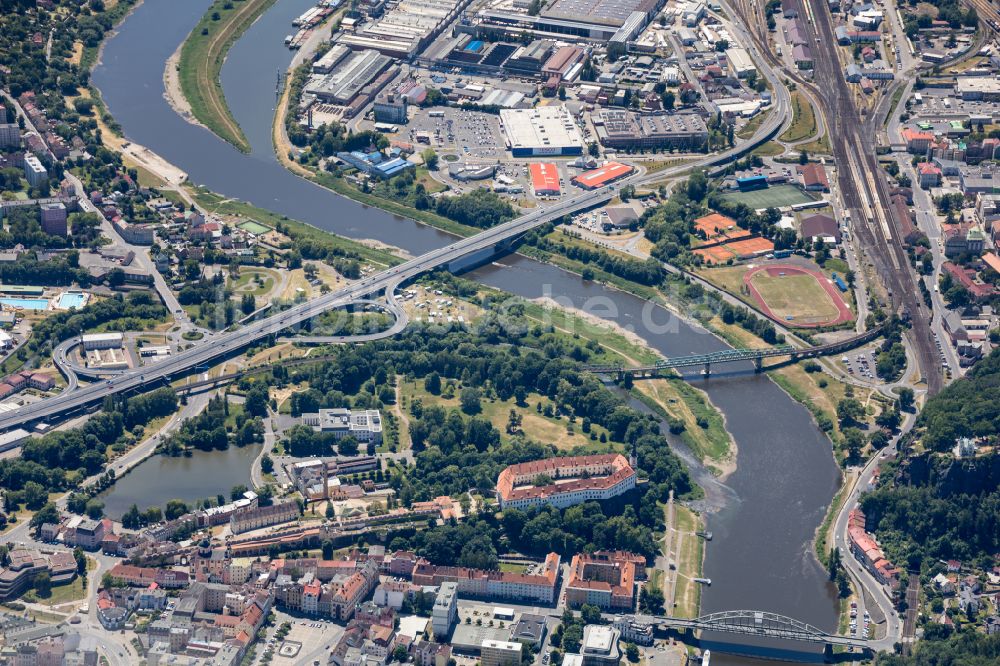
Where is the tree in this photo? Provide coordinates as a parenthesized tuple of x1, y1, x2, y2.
(164, 499, 189, 520)
(799, 149, 809, 165)
(22, 480, 47, 510)
(639, 584, 664, 613)
(392, 645, 409, 663)
(459, 387, 481, 414)
(34, 571, 52, 597)
(73, 548, 87, 575)
(30, 503, 59, 532)
(425, 372, 442, 395)
(422, 149, 438, 170)
(580, 604, 602, 625)
(625, 644, 640, 662)
(85, 499, 104, 520)
(322, 539, 334, 559)
(588, 141, 600, 158)
(898, 387, 915, 412)
(261, 454, 274, 474)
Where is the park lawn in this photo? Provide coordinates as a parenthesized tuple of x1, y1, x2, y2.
(178, 0, 278, 152)
(231, 268, 278, 297)
(780, 92, 818, 143)
(737, 109, 771, 140)
(798, 133, 831, 155)
(749, 272, 840, 322)
(752, 140, 784, 157)
(671, 505, 704, 619)
(399, 379, 614, 451)
(27, 566, 90, 607)
(498, 562, 529, 573)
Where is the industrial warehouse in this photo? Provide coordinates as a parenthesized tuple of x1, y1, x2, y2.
(594, 110, 709, 151)
(499, 106, 585, 156)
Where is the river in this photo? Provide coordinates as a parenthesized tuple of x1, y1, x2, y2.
(92, 1, 841, 661)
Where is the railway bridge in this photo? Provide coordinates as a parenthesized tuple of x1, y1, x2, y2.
(582, 326, 883, 378)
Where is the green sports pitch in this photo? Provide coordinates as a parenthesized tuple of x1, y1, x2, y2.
(238, 220, 271, 235)
(720, 184, 818, 209)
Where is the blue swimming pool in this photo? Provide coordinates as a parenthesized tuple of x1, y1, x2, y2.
(57, 292, 88, 309)
(0, 298, 49, 310)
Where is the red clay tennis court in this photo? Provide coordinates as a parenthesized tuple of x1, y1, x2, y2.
(743, 264, 853, 327)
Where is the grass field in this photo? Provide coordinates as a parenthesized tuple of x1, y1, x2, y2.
(672, 505, 703, 619)
(749, 272, 839, 322)
(720, 184, 817, 209)
(779, 91, 818, 144)
(399, 379, 614, 452)
(231, 268, 278, 297)
(178, 0, 277, 152)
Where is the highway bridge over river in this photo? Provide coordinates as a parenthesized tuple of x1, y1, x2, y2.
(0, 89, 790, 434)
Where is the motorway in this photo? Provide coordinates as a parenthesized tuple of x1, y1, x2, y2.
(0, 54, 790, 434)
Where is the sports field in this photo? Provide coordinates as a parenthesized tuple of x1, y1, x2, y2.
(744, 265, 852, 327)
(238, 220, 271, 235)
(721, 184, 817, 209)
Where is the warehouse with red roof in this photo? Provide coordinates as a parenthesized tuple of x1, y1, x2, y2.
(572, 162, 634, 190)
(529, 162, 561, 196)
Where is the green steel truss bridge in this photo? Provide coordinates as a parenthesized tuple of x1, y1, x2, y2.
(583, 326, 883, 377)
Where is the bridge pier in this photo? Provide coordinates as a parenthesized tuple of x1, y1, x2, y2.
(822, 644, 833, 662)
(702, 362, 711, 377)
(753, 357, 763, 373)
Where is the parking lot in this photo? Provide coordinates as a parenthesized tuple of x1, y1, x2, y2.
(840, 348, 880, 382)
(407, 107, 506, 161)
(267, 618, 343, 666)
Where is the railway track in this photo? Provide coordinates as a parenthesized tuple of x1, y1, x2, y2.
(733, 0, 944, 394)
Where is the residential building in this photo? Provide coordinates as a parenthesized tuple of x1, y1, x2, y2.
(412, 552, 561, 605)
(431, 582, 458, 639)
(612, 616, 654, 645)
(0, 123, 20, 149)
(23, 154, 47, 187)
(39, 202, 67, 236)
(480, 640, 521, 666)
(566, 551, 644, 610)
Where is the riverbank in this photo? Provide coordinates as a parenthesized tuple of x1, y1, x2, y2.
(530, 297, 737, 475)
(178, 0, 278, 152)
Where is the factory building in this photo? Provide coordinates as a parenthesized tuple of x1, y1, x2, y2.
(724, 47, 757, 78)
(304, 50, 392, 104)
(475, 0, 664, 42)
(499, 106, 585, 156)
(594, 110, 708, 151)
(374, 93, 408, 124)
(337, 0, 466, 57)
(312, 44, 351, 74)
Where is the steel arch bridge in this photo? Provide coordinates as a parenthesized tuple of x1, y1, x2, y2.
(657, 610, 869, 649)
